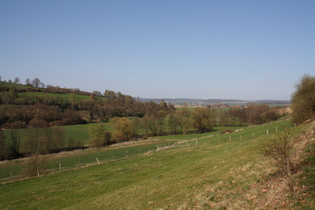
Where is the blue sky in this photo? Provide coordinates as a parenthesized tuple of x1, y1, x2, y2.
(1, 0, 314, 100)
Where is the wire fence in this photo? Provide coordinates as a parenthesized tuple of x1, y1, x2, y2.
(0, 122, 291, 183)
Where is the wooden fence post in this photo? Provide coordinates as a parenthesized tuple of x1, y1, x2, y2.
(59, 163, 62, 172)
(96, 158, 100, 165)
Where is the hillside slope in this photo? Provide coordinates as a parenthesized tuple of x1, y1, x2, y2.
(1, 120, 313, 209)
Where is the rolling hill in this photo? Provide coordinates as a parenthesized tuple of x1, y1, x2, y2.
(0, 120, 314, 209)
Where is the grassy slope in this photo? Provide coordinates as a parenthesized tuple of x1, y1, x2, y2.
(1, 120, 308, 209)
(0, 121, 289, 180)
(0, 81, 105, 101)
(19, 92, 91, 100)
(0, 81, 32, 90)
(0, 125, 234, 180)
(0, 136, 265, 209)
(298, 153, 315, 208)
(19, 92, 107, 101)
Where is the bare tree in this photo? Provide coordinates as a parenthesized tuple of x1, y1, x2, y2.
(262, 127, 297, 174)
(8, 129, 21, 158)
(24, 127, 65, 154)
(14, 77, 20, 84)
(22, 153, 48, 177)
(31, 78, 41, 88)
(92, 91, 102, 96)
(0, 129, 7, 160)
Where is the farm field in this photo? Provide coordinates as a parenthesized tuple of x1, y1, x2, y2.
(0, 121, 289, 181)
(18, 91, 107, 101)
(2, 120, 241, 153)
(0, 81, 32, 90)
(3, 122, 108, 149)
(19, 92, 90, 100)
(0, 125, 235, 181)
(1, 120, 310, 209)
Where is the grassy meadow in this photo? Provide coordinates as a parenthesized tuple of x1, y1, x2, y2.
(19, 92, 91, 100)
(0, 120, 290, 181)
(3, 123, 92, 151)
(18, 92, 107, 101)
(0, 81, 32, 90)
(1, 119, 310, 209)
(3, 122, 111, 149)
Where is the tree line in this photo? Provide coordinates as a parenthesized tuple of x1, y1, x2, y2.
(87, 106, 215, 147)
(0, 77, 45, 88)
(0, 103, 285, 160)
(0, 126, 84, 160)
(88, 104, 285, 148)
(212, 103, 282, 126)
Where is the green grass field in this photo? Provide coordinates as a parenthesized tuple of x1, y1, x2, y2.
(0, 121, 291, 181)
(19, 92, 91, 100)
(2, 121, 240, 152)
(1, 120, 309, 209)
(0, 81, 32, 90)
(62, 123, 93, 143)
(0, 81, 105, 101)
(3, 122, 108, 150)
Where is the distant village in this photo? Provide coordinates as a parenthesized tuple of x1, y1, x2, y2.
(174, 102, 290, 109)
(174, 103, 249, 109)
(194, 104, 249, 109)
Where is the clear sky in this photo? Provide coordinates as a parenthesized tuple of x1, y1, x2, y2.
(0, 0, 314, 100)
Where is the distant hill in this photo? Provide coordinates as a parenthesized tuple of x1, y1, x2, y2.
(139, 98, 290, 106)
(0, 81, 151, 130)
(1, 81, 290, 106)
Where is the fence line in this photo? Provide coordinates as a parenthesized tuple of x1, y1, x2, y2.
(1, 124, 290, 182)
